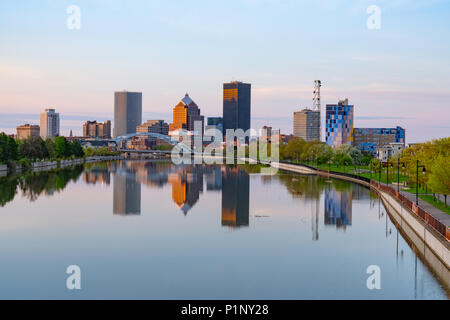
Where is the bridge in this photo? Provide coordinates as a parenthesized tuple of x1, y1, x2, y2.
(112, 132, 194, 154)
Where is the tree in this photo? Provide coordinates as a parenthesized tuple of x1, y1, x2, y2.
(285, 138, 305, 162)
(18, 136, 48, 160)
(69, 140, 84, 157)
(44, 138, 57, 159)
(0, 133, 18, 163)
(428, 155, 450, 206)
(55, 136, 69, 158)
(84, 147, 95, 157)
(361, 154, 373, 166)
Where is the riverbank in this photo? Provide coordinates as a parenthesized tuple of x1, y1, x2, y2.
(0, 155, 124, 176)
(272, 161, 450, 272)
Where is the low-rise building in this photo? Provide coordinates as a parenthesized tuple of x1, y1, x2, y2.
(135, 120, 170, 149)
(16, 124, 40, 140)
(353, 126, 405, 154)
(83, 120, 112, 139)
(377, 142, 405, 162)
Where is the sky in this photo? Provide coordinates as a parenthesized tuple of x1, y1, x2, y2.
(0, 0, 449, 142)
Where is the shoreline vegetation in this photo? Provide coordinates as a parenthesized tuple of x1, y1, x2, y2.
(1, 132, 448, 213)
(0, 133, 120, 171)
(272, 137, 449, 215)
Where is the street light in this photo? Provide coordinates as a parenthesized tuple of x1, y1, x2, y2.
(379, 162, 382, 183)
(416, 160, 426, 206)
(386, 161, 393, 185)
(397, 158, 406, 193)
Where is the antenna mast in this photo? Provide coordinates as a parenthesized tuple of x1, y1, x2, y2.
(312, 80, 322, 141)
(313, 80, 321, 111)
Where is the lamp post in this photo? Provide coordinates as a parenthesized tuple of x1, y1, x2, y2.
(397, 158, 406, 193)
(379, 163, 382, 183)
(416, 160, 426, 206)
(384, 161, 394, 185)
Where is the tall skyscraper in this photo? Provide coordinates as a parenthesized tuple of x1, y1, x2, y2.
(293, 109, 320, 141)
(223, 81, 251, 136)
(40, 108, 60, 138)
(325, 99, 354, 147)
(114, 91, 142, 137)
(169, 93, 204, 135)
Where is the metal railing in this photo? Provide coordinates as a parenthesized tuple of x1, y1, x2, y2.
(279, 160, 449, 241)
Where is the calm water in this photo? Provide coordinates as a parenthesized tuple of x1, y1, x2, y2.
(0, 160, 448, 299)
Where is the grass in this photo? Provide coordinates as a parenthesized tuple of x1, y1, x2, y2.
(289, 160, 409, 185)
(284, 159, 449, 215)
(419, 195, 450, 215)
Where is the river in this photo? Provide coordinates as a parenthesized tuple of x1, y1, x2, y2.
(0, 160, 448, 299)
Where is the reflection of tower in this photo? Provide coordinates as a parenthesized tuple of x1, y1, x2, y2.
(113, 171, 141, 215)
(169, 166, 204, 215)
(205, 166, 222, 191)
(221, 168, 249, 228)
(311, 199, 319, 241)
(83, 169, 111, 185)
(324, 189, 352, 229)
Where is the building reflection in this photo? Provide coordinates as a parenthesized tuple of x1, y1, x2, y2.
(205, 166, 222, 191)
(221, 167, 250, 228)
(83, 169, 110, 185)
(324, 188, 352, 229)
(109, 162, 250, 225)
(168, 166, 204, 215)
(113, 162, 141, 215)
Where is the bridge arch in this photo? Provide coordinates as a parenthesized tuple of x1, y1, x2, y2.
(112, 132, 193, 153)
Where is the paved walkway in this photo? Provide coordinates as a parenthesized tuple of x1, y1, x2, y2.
(393, 186, 450, 227)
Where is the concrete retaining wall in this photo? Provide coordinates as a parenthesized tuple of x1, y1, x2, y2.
(0, 156, 125, 174)
(272, 161, 450, 273)
(379, 190, 450, 270)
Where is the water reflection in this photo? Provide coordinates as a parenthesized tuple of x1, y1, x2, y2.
(113, 171, 141, 216)
(324, 189, 352, 229)
(0, 166, 84, 206)
(0, 160, 448, 299)
(221, 167, 250, 228)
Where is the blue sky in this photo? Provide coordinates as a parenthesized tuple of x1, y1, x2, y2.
(0, 0, 449, 142)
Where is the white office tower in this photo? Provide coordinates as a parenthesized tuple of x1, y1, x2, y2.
(40, 108, 60, 138)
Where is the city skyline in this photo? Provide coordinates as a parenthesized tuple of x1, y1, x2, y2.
(1, 1, 449, 142)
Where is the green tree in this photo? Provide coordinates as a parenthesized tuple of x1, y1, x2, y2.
(44, 138, 57, 159)
(285, 138, 305, 162)
(428, 155, 450, 206)
(55, 136, 69, 158)
(0, 133, 18, 163)
(18, 136, 48, 160)
(70, 140, 84, 157)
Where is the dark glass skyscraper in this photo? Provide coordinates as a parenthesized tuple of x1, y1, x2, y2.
(114, 91, 142, 137)
(222, 81, 251, 135)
